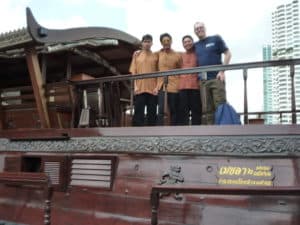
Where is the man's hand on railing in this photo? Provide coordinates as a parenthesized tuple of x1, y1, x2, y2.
(153, 87, 159, 95)
(216, 71, 225, 81)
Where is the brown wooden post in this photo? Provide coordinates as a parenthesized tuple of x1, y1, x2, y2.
(66, 54, 72, 79)
(44, 183, 53, 225)
(0, 91, 3, 129)
(0, 109, 3, 130)
(25, 47, 50, 128)
(150, 190, 159, 225)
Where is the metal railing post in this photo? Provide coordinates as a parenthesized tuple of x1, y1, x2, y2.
(290, 64, 296, 124)
(243, 69, 248, 124)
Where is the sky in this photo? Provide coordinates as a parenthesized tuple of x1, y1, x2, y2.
(0, 0, 293, 113)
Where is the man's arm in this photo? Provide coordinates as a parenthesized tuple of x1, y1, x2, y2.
(223, 49, 232, 65)
(217, 49, 232, 81)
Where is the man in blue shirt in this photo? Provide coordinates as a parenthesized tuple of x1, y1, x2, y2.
(194, 22, 232, 124)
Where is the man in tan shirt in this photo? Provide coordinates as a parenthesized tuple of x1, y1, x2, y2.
(129, 34, 158, 126)
(154, 33, 182, 125)
(178, 35, 202, 125)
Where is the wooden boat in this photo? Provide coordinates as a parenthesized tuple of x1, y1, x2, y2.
(0, 8, 299, 225)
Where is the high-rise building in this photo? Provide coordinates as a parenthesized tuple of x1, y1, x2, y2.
(270, 0, 300, 124)
(262, 45, 277, 124)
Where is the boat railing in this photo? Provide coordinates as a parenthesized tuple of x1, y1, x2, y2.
(70, 58, 300, 126)
(1, 59, 299, 128)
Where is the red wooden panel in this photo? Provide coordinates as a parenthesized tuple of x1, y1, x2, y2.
(4, 156, 22, 172)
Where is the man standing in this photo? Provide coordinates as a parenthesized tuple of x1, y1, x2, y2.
(129, 34, 158, 126)
(154, 33, 182, 125)
(178, 35, 202, 125)
(194, 22, 232, 124)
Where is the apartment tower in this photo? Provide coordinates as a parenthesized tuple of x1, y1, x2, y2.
(270, 0, 300, 124)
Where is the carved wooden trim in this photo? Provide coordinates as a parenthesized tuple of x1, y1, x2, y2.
(1, 135, 300, 155)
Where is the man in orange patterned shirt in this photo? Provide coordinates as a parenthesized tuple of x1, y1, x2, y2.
(154, 33, 182, 125)
(178, 35, 202, 125)
(129, 34, 158, 126)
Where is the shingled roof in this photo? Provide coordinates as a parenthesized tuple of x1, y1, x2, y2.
(0, 28, 33, 51)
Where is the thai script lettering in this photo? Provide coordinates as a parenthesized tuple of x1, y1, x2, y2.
(217, 164, 274, 186)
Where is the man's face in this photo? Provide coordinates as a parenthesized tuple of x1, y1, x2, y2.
(161, 36, 172, 50)
(141, 39, 152, 50)
(194, 22, 206, 39)
(183, 37, 194, 51)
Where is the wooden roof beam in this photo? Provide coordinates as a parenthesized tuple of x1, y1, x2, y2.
(25, 47, 50, 128)
(0, 98, 3, 129)
(71, 47, 131, 97)
(71, 48, 121, 75)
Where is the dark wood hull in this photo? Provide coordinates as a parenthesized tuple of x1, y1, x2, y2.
(0, 147, 299, 225)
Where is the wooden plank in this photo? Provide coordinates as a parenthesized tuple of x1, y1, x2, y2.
(45, 82, 69, 89)
(25, 47, 50, 128)
(70, 179, 110, 187)
(152, 185, 300, 195)
(1, 94, 35, 101)
(71, 164, 111, 170)
(0, 86, 33, 92)
(2, 103, 36, 110)
(72, 159, 111, 164)
(71, 174, 111, 181)
(71, 169, 111, 176)
(0, 125, 299, 139)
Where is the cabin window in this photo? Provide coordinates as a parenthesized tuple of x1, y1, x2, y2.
(69, 156, 116, 190)
(22, 157, 42, 172)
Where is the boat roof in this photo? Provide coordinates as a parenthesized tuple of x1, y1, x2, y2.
(0, 8, 140, 88)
